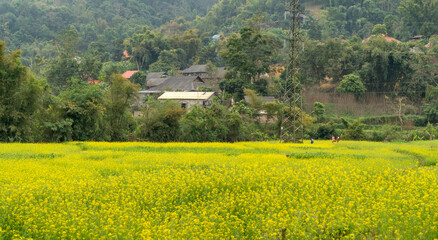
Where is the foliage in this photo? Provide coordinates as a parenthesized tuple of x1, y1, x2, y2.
(311, 122, 338, 140)
(100, 61, 136, 81)
(36, 94, 73, 142)
(136, 99, 185, 142)
(124, 27, 165, 71)
(180, 104, 241, 142)
(371, 24, 387, 35)
(243, 88, 262, 110)
(0, 42, 45, 142)
(106, 74, 139, 141)
(220, 26, 280, 84)
(424, 103, 438, 124)
(341, 118, 366, 140)
(219, 78, 246, 101)
(129, 71, 147, 88)
(58, 79, 108, 141)
(337, 74, 366, 98)
(312, 102, 326, 122)
(399, 0, 438, 37)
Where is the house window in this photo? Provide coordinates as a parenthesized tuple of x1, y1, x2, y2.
(181, 103, 187, 109)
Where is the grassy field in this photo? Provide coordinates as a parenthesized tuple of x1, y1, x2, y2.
(0, 141, 438, 239)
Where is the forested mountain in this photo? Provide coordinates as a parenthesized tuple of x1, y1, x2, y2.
(3, 0, 437, 66)
(0, 0, 218, 64)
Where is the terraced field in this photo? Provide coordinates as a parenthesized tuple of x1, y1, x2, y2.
(0, 141, 437, 239)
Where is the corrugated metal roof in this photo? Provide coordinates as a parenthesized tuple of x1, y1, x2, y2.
(158, 92, 215, 100)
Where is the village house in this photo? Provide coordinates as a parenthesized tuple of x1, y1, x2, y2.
(158, 92, 216, 109)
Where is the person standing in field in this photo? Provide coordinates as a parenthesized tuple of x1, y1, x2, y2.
(337, 136, 340, 143)
(332, 136, 336, 143)
(311, 138, 314, 144)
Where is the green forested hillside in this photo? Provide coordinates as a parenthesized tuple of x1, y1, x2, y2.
(3, 0, 436, 65)
(0, 0, 218, 64)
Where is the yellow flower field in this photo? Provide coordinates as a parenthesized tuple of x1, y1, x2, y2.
(0, 141, 437, 239)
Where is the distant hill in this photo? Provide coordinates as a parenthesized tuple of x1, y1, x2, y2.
(2, 0, 435, 66)
(0, 0, 218, 64)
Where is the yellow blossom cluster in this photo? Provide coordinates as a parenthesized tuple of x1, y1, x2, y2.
(0, 140, 437, 239)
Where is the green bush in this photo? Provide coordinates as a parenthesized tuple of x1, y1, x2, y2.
(136, 100, 185, 142)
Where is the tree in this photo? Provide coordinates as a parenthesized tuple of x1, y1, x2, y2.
(399, 0, 438, 37)
(180, 104, 232, 142)
(124, 27, 164, 71)
(220, 26, 280, 84)
(337, 74, 366, 98)
(0, 42, 44, 142)
(359, 36, 412, 93)
(341, 118, 366, 140)
(312, 102, 326, 122)
(106, 74, 139, 141)
(45, 30, 83, 90)
(385, 95, 407, 131)
(206, 61, 218, 79)
(136, 99, 185, 142)
(372, 24, 387, 35)
(219, 77, 246, 101)
(168, 29, 202, 67)
(58, 79, 108, 141)
(130, 71, 147, 88)
(148, 49, 184, 73)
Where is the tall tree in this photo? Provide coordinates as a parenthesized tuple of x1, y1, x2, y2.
(399, 0, 438, 37)
(106, 74, 139, 141)
(58, 79, 108, 141)
(124, 27, 165, 71)
(220, 26, 280, 84)
(0, 41, 44, 142)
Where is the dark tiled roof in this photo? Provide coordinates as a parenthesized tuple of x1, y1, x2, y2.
(148, 76, 209, 91)
(147, 72, 166, 80)
(147, 77, 168, 87)
(181, 65, 207, 74)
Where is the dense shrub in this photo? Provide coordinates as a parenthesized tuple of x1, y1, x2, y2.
(136, 100, 185, 142)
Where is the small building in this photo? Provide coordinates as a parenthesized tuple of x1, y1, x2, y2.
(158, 92, 215, 109)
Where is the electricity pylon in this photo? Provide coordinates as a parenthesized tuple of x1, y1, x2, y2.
(281, 0, 304, 143)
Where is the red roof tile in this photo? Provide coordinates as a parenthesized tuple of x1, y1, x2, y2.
(122, 71, 138, 79)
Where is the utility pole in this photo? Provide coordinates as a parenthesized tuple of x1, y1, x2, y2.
(281, 0, 304, 143)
